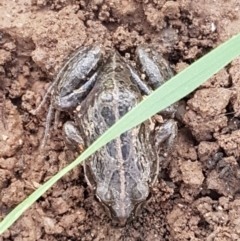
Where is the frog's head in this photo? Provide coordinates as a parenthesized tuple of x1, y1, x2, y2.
(95, 171, 151, 226)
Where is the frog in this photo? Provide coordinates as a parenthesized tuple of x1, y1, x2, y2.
(36, 45, 178, 226)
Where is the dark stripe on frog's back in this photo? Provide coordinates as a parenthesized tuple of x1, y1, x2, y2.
(105, 131, 132, 160)
(97, 53, 140, 161)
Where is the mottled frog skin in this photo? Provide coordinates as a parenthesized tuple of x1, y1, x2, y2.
(47, 46, 177, 226)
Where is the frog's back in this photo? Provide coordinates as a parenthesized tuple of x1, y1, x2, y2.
(76, 52, 156, 224)
(78, 52, 142, 136)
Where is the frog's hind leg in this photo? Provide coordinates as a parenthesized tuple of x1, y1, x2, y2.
(0, 89, 7, 130)
(63, 121, 84, 151)
(54, 71, 99, 111)
(40, 99, 55, 149)
(33, 46, 102, 149)
(136, 46, 173, 90)
(135, 46, 178, 118)
(31, 47, 100, 115)
(128, 46, 173, 95)
(31, 77, 58, 116)
(127, 65, 151, 95)
(39, 76, 95, 149)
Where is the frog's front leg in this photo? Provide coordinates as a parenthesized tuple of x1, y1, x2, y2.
(154, 119, 177, 158)
(63, 121, 84, 150)
(63, 121, 96, 189)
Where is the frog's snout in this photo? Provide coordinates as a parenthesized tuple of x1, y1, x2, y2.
(112, 215, 129, 227)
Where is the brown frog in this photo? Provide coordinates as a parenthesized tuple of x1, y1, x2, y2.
(38, 45, 178, 226)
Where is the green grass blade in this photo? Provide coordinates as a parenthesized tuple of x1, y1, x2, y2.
(1, 33, 240, 234)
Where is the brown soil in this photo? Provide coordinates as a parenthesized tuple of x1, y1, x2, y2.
(1, 0, 240, 240)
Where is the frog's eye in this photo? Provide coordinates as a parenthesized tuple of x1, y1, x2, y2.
(134, 201, 146, 217)
(104, 190, 114, 202)
(133, 191, 151, 216)
(132, 188, 142, 200)
(95, 192, 114, 207)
